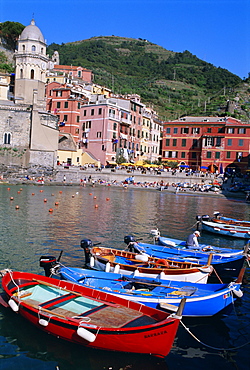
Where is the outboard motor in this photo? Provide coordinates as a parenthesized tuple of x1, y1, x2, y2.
(40, 256, 57, 277)
(124, 235, 137, 252)
(196, 215, 202, 222)
(213, 211, 221, 219)
(80, 239, 93, 265)
(201, 215, 210, 222)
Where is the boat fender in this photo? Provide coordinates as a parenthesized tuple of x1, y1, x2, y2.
(90, 256, 95, 268)
(114, 264, 120, 273)
(133, 269, 139, 277)
(159, 271, 165, 279)
(232, 289, 243, 298)
(39, 318, 49, 327)
(105, 262, 111, 272)
(135, 254, 148, 263)
(8, 299, 19, 312)
(77, 327, 96, 342)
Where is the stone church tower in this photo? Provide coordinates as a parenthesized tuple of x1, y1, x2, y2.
(0, 20, 59, 171)
(14, 19, 48, 109)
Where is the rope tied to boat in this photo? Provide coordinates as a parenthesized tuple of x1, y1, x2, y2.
(180, 319, 250, 351)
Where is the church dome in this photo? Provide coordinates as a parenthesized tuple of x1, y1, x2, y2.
(20, 19, 45, 43)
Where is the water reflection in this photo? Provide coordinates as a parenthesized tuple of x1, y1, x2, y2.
(0, 184, 249, 369)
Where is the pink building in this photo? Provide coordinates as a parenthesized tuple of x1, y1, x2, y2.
(79, 95, 162, 166)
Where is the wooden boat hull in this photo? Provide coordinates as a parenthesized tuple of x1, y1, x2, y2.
(85, 246, 213, 284)
(131, 238, 246, 281)
(1, 271, 182, 358)
(57, 267, 244, 318)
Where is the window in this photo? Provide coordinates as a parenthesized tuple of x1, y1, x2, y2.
(75, 128, 79, 134)
(226, 151, 231, 159)
(206, 152, 212, 158)
(181, 139, 186, 147)
(78, 103, 81, 109)
(218, 127, 225, 133)
(215, 152, 220, 159)
(192, 127, 200, 134)
(181, 152, 185, 158)
(137, 130, 140, 138)
(113, 122, 117, 131)
(227, 128, 234, 134)
(239, 139, 244, 146)
(83, 110, 87, 116)
(172, 151, 177, 158)
(97, 132, 102, 138)
(20, 69, 23, 79)
(98, 108, 102, 115)
(181, 127, 189, 134)
(216, 137, 222, 147)
(227, 139, 232, 146)
(192, 139, 198, 148)
(173, 139, 177, 146)
(237, 152, 243, 161)
(166, 139, 170, 146)
(207, 128, 211, 133)
(76, 116, 80, 123)
(174, 128, 178, 134)
(63, 115, 68, 122)
(22, 45, 25, 51)
(78, 71, 81, 78)
(30, 69, 34, 79)
(32, 45, 36, 52)
(191, 152, 197, 159)
(57, 102, 61, 109)
(64, 102, 68, 108)
(238, 128, 246, 134)
(56, 91, 62, 97)
(206, 137, 214, 146)
(102, 144, 105, 151)
(166, 128, 171, 134)
(91, 109, 94, 116)
(3, 132, 11, 144)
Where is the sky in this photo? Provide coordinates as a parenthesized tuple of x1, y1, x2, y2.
(1, 0, 249, 79)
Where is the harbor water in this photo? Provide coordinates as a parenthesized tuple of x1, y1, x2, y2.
(0, 184, 249, 370)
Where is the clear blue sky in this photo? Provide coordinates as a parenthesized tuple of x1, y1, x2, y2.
(1, 0, 249, 79)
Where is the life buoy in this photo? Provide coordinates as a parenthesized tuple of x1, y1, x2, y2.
(155, 259, 169, 268)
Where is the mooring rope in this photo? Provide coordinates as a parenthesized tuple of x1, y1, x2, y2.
(180, 319, 250, 351)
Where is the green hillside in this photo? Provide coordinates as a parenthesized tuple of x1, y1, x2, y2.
(47, 36, 250, 120)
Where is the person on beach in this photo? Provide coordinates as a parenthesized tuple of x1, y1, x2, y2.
(186, 230, 200, 248)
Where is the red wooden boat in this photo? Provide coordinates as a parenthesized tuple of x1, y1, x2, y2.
(0, 271, 184, 358)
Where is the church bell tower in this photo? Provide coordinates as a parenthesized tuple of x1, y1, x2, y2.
(14, 19, 48, 109)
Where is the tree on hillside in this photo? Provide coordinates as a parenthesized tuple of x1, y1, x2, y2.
(0, 21, 25, 51)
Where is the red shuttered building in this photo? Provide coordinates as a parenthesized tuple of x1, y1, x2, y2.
(162, 116, 250, 173)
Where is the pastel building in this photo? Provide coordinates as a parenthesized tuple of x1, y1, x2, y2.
(79, 94, 162, 166)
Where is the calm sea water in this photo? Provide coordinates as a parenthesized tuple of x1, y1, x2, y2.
(0, 184, 249, 370)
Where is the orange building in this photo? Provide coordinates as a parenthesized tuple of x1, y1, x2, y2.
(162, 116, 250, 174)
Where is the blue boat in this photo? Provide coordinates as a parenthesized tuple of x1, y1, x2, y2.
(39, 258, 244, 318)
(123, 233, 248, 281)
(196, 213, 250, 239)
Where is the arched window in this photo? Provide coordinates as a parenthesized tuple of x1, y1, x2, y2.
(32, 45, 36, 52)
(41, 47, 44, 54)
(3, 132, 11, 145)
(22, 45, 25, 52)
(30, 69, 34, 79)
(20, 69, 23, 79)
